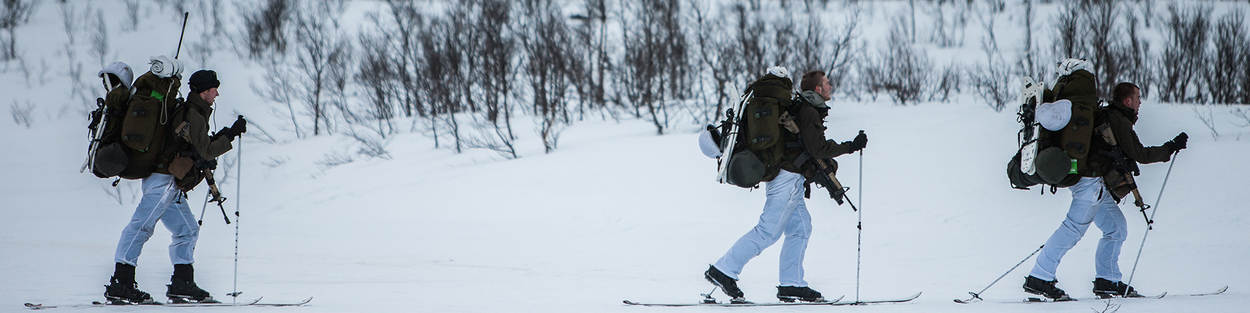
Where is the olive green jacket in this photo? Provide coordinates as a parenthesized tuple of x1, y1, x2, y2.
(1084, 103, 1173, 177)
(779, 90, 855, 178)
(155, 93, 232, 174)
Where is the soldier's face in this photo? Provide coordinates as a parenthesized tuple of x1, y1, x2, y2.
(1124, 88, 1140, 111)
(817, 76, 832, 101)
(202, 87, 219, 105)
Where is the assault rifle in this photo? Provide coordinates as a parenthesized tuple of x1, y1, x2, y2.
(809, 158, 857, 211)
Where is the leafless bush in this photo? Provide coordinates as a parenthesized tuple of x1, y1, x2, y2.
(1207, 9, 1246, 105)
(970, 7, 1011, 112)
(1232, 108, 1250, 128)
(733, 4, 767, 79)
(355, 30, 399, 138)
(240, 0, 291, 61)
(466, 0, 519, 159)
(1053, 0, 1086, 59)
(348, 128, 392, 160)
(523, 0, 577, 151)
(291, 0, 352, 136)
(1157, 4, 1211, 103)
(1087, 1, 1126, 100)
(1017, 0, 1044, 79)
(691, 0, 743, 124)
(89, 9, 108, 67)
(262, 156, 288, 168)
(1121, 8, 1153, 100)
(251, 59, 303, 138)
(10, 100, 33, 128)
(0, 0, 35, 61)
(60, 3, 90, 114)
(315, 150, 354, 169)
(232, 109, 281, 144)
(123, 0, 140, 32)
(866, 14, 930, 105)
(928, 0, 968, 48)
(619, 0, 684, 135)
(1193, 106, 1220, 140)
(417, 13, 467, 153)
(570, 0, 610, 120)
(825, 7, 860, 100)
(929, 62, 961, 102)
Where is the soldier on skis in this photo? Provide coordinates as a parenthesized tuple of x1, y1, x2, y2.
(705, 69, 867, 303)
(106, 70, 247, 304)
(1023, 81, 1188, 300)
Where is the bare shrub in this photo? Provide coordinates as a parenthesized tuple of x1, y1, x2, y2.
(868, 14, 930, 105)
(928, 0, 969, 48)
(315, 150, 354, 169)
(1053, 0, 1086, 59)
(1193, 106, 1220, 140)
(929, 62, 961, 102)
(123, 0, 140, 32)
(89, 8, 108, 66)
(619, 0, 684, 134)
(1157, 4, 1211, 103)
(0, 0, 35, 61)
(1207, 9, 1246, 105)
(1122, 8, 1153, 100)
(348, 128, 392, 160)
(10, 100, 33, 128)
(523, 0, 578, 151)
(291, 0, 352, 136)
(1087, 1, 1125, 100)
(355, 30, 399, 138)
(240, 0, 291, 61)
(969, 6, 1011, 112)
(466, 0, 519, 159)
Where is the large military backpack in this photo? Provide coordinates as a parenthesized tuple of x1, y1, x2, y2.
(720, 71, 795, 188)
(114, 71, 182, 179)
(1007, 60, 1099, 190)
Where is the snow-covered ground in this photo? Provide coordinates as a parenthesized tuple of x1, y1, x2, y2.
(5, 96, 1248, 312)
(3, 1, 1249, 312)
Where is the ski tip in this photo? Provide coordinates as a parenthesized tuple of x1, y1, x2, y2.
(622, 300, 640, 305)
(298, 296, 314, 305)
(829, 294, 846, 303)
(905, 291, 923, 301)
(1215, 286, 1230, 294)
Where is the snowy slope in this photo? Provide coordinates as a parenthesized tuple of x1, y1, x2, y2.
(5, 96, 1249, 312)
(3, 1, 1250, 312)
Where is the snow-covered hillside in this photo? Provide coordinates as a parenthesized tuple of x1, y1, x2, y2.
(2, 0, 1249, 312)
(5, 95, 1249, 312)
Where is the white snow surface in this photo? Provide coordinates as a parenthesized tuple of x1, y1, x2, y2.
(2, 1, 1249, 312)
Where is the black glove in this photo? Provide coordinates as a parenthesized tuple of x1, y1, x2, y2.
(1164, 132, 1188, 152)
(847, 131, 868, 152)
(229, 115, 247, 135)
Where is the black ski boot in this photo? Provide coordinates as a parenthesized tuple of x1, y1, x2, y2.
(166, 264, 218, 303)
(1023, 276, 1072, 301)
(777, 286, 824, 303)
(704, 265, 747, 304)
(1092, 278, 1142, 298)
(104, 263, 154, 305)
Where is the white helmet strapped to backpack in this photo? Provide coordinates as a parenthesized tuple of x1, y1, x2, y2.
(766, 65, 789, 79)
(98, 62, 135, 90)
